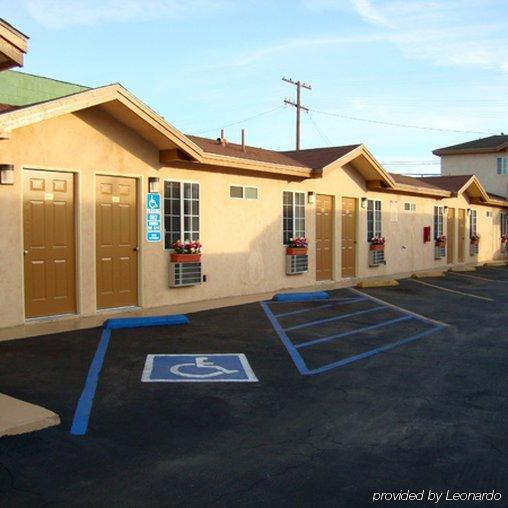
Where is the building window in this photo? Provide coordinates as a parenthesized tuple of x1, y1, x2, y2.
(283, 191, 305, 244)
(469, 209, 477, 238)
(501, 212, 508, 236)
(163, 181, 199, 249)
(404, 202, 416, 212)
(496, 157, 508, 175)
(434, 206, 444, 239)
(367, 200, 382, 241)
(230, 185, 258, 200)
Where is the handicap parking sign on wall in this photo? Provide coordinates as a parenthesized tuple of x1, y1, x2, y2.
(141, 354, 258, 382)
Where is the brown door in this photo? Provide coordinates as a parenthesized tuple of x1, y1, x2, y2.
(96, 175, 138, 309)
(316, 194, 333, 281)
(458, 208, 466, 263)
(23, 170, 76, 318)
(341, 197, 356, 277)
(447, 208, 455, 264)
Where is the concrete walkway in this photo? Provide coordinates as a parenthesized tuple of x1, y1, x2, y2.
(0, 393, 60, 437)
(2, 260, 502, 343)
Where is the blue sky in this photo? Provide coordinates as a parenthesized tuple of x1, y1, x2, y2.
(2, 0, 508, 173)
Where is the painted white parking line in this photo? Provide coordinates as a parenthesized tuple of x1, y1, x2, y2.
(348, 288, 449, 328)
(409, 279, 493, 302)
(448, 272, 508, 284)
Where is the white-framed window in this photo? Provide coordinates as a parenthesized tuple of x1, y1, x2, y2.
(501, 212, 508, 236)
(496, 157, 508, 175)
(469, 209, 477, 238)
(404, 202, 416, 212)
(283, 191, 305, 244)
(163, 180, 199, 249)
(367, 200, 382, 241)
(230, 185, 258, 200)
(434, 206, 444, 239)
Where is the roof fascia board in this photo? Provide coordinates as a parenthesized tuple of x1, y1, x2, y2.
(320, 144, 396, 188)
(200, 152, 312, 177)
(0, 85, 205, 160)
(433, 143, 508, 156)
(457, 176, 490, 202)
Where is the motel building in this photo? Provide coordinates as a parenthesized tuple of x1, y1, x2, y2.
(0, 19, 507, 330)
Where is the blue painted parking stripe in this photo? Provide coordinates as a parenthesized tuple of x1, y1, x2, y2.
(308, 325, 444, 375)
(273, 297, 367, 318)
(70, 314, 189, 436)
(70, 328, 111, 436)
(260, 301, 309, 375)
(284, 305, 387, 332)
(295, 315, 412, 349)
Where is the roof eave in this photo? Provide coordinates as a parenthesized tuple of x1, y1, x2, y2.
(201, 152, 312, 177)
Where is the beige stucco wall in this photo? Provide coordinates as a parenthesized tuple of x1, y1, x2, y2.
(0, 107, 506, 328)
(441, 151, 508, 198)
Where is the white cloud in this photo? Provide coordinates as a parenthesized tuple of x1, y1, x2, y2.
(299, 0, 508, 73)
(24, 0, 230, 28)
(233, 33, 385, 66)
(350, 0, 391, 26)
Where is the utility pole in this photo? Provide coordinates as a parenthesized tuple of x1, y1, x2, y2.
(283, 77, 311, 151)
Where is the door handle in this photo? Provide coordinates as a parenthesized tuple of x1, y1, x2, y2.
(133, 246, 139, 252)
(23, 250, 28, 255)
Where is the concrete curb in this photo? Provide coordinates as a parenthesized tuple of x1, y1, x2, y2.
(357, 279, 399, 288)
(411, 271, 445, 279)
(0, 393, 60, 437)
(449, 266, 476, 272)
(483, 261, 508, 267)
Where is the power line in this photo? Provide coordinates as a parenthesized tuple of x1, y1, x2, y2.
(307, 111, 332, 145)
(381, 161, 440, 166)
(193, 106, 284, 135)
(283, 77, 312, 150)
(310, 108, 496, 136)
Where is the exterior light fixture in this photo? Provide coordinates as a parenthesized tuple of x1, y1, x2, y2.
(361, 197, 368, 208)
(443, 206, 449, 214)
(307, 191, 316, 204)
(0, 164, 14, 185)
(148, 177, 160, 193)
(467, 208, 472, 216)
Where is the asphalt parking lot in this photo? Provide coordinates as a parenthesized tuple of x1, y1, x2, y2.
(0, 266, 507, 507)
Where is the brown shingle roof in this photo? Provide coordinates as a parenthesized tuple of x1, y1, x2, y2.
(487, 192, 508, 203)
(0, 103, 17, 113)
(415, 175, 474, 193)
(280, 145, 360, 170)
(389, 173, 444, 190)
(187, 135, 308, 169)
(433, 135, 508, 155)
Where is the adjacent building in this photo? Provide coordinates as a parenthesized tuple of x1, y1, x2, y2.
(434, 135, 508, 199)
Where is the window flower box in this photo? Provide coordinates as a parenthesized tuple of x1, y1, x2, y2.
(470, 234, 480, 255)
(170, 253, 202, 263)
(369, 236, 385, 251)
(435, 235, 446, 248)
(434, 235, 446, 259)
(286, 237, 308, 274)
(170, 240, 202, 287)
(286, 247, 308, 255)
(369, 237, 385, 266)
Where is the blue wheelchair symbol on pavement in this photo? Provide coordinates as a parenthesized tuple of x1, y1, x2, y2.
(141, 354, 258, 382)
